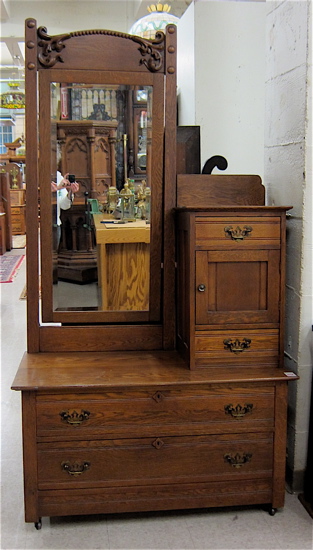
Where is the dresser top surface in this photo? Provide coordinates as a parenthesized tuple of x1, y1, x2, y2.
(11, 351, 298, 391)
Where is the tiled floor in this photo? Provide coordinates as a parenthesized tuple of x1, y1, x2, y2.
(1, 248, 312, 550)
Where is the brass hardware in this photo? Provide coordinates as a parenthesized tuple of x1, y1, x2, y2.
(152, 438, 164, 449)
(197, 284, 206, 292)
(223, 338, 251, 354)
(224, 453, 252, 468)
(224, 403, 254, 419)
(224, 225, 252, 241)
(61, 461, 90, 476)
(59, 409, 90, 426)
(152, 391, 164, 403)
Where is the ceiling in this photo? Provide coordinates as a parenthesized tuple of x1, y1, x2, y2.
(0, 0, 192, 82)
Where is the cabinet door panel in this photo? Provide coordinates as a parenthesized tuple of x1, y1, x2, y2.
(196, 250, 280, 325)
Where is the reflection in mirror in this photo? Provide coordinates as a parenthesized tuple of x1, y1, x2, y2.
(50, 82, 153, 313)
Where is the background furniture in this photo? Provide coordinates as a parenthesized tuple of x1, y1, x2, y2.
(0, 212, 6, 254)
(93, 215, 150, 311)
(10, 189, 26, 235)
(0, 172, 12, 250)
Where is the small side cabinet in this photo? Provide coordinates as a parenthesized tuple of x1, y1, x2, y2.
(176, 207, 291, 370)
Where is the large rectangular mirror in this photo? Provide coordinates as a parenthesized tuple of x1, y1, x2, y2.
(40, 70, 164, 324)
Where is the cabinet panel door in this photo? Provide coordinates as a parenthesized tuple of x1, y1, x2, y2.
(196, 249, 280, 325)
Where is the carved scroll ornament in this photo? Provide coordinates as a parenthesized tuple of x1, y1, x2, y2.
(37, 27, 165, 72)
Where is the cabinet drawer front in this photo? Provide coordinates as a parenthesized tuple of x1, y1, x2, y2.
(37, 433, 273, 490)
(195, 217, 281, 249)
(195, 330, 279, 367)
(36, 385, 275, 438)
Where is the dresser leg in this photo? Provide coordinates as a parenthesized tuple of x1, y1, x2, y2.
(34, 519, 42, 530)
(269, 507, 277, 516)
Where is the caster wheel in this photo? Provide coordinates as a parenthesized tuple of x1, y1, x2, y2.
(35, 520, 42, 530)
(269, 507, 277, 516)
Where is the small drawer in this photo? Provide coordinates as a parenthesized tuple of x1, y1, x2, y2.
(37, 432, 274, 490)
(195, 329, 279, 367)
(36, 385, 275, 439)
(195, 217, 281, 249)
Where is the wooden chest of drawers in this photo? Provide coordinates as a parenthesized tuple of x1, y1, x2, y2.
(11, 205, 26, 235)
(12, 351, 297, 528)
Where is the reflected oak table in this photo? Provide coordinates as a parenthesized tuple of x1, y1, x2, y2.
(93, 214, 150, 311)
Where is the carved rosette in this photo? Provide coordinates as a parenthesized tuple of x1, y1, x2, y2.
(37, 27, 165, 72)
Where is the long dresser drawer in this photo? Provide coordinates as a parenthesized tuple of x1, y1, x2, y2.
(195, 216, 281, 249)
(36, 385, 275, 439)
(37, 432, 274, 490)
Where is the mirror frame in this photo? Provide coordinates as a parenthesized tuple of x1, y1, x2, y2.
(25, 19, 177, 353)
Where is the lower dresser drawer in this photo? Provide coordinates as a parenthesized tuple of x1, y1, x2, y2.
(195, 329, 279, 367)
(37, 433, 273, 490)
(36, 386, 275, 438)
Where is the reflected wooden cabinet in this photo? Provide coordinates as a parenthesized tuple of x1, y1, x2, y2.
(57, 120, 117, 203)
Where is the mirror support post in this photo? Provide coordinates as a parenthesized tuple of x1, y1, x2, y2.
(25, 18, 40, 352)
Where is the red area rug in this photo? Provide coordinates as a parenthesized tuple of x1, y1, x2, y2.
(0, 254, 25, 283)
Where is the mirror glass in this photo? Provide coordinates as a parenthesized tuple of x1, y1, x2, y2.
(50, 82, 153, 313)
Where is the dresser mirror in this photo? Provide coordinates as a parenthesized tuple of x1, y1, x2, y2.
(47, 80, 155, 317)
(26, 20, 176, 351)
(40, 71, 164, 325)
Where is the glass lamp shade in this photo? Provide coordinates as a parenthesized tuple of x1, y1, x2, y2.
(129, 9, 179, 39)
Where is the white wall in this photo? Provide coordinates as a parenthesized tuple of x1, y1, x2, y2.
(264, 0, 313, 490)
(177, 3, 196, 126)
(177, 1, 266, 177)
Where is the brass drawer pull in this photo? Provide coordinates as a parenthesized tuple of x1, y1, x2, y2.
(197, 284, 206, 292)
(224, 453, 252, 468)
(223, 338, 251, 354)
(224, 403, 254, 419)
(59, 409, 90, 426)
(224, 225, 252, 241)
(61, 461, 90, 476)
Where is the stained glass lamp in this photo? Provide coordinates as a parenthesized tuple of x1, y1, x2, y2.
(129, 3, 179, 39)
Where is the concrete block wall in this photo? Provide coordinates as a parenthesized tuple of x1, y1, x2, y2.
(264, 0, 312, 491)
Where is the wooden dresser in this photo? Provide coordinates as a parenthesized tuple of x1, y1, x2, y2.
(12, 20, 298, 530)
